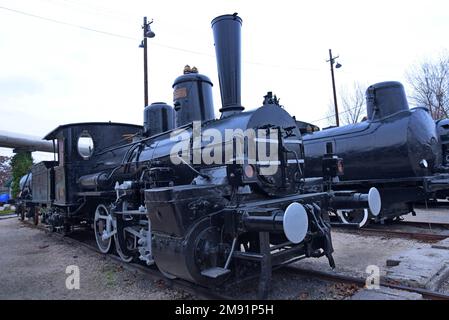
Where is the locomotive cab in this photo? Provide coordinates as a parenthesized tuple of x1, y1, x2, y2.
(38, 122, 142, 228)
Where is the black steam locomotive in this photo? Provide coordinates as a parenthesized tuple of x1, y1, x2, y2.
(303, 81, 449, 226)
(16, 14, 378, 297)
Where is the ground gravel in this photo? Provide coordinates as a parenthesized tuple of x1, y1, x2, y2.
(0, 218, 191, 300)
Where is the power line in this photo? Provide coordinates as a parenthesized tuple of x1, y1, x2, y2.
(43, 0, 137, 21)
(0, 5, 138, 40)
(0, 6, 215, 56)
(0, 4, 409, 78)
(311, 104, 364, 123)
(0, 5, 325, 72)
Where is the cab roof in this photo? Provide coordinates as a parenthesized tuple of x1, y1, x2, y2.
(43, 122, 142, 140)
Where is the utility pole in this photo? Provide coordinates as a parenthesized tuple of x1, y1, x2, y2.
(327, 49, 341, 127)
(141, 17, 155, 107)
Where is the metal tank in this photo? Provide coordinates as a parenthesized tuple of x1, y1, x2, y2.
(143, 102, 175, 137)
(19, 173, 32, 191)
(172, 68, 215, 127)
(304, 107, 440, 180)
(303, 83, 441, 181)
(367, 81, 409, 120)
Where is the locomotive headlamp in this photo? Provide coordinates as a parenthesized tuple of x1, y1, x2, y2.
(337, 159, 344, 175)
(244, 164, 255, 178)
(227, 163, 258, 186)
(322, 155, 344, 178)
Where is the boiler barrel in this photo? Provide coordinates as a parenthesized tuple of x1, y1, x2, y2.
(78, 172, 109, 190)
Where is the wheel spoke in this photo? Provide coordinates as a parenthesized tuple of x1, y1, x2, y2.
(94, 204, 113, 254)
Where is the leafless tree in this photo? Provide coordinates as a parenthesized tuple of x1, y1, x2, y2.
(406, 53, 449, 120)
(327, 82, 367, 126)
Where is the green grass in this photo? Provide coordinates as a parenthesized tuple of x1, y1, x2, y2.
(105, 269, 116, 286)
(0, 209, 15, 215)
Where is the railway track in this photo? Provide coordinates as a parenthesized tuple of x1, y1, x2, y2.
(333, 220, 449, 242)
(347, 227, 449, 241)
(21, 220, 232, 300)
(283, 266, 449, 300)
(400, 220, 449, 230)
(415, 200, 449, 209)
(19, 218, 449, 300)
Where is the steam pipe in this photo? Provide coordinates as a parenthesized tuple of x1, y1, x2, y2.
(0, 130, 56, 153)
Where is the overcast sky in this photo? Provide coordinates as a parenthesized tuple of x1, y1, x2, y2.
(1, 0, 448, 161)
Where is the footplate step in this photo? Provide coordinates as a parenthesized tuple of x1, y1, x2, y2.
(201, 267, 231, 279)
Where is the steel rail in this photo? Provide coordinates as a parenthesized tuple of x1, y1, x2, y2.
(284, 266, 449, 300)
(20, 219, 449, 300)
(399, 220, 449, 229)
(21, 221, 231, 300)
(333, 224, 449, 242)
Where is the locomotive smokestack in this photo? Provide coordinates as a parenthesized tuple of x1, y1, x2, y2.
(211, 13, 244, 117)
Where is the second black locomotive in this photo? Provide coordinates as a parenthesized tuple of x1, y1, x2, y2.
(303, 81, 449, 226)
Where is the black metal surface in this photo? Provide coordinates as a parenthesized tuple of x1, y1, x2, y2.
(302, 81, 449, 221)
(143, 102, 174, 137)
(329, 192, 370, 211)
(137, 103, 304, 196)
(55, 123, 141, 206)
(173, 73, 215, 127)
(304, 107, 440, 180)
(242, 210, 284, 233)
(145, 184, 228, 237)
(211, 13, 244, 116)
(366, 81, 409, 120)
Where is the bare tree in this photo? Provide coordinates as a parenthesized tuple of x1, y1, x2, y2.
(327, 82, 366, 126)
(406, 53, 449, 120)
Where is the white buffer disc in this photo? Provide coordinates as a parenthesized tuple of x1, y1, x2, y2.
(283, 202, 309, 244)
(368, 187, 381, 216)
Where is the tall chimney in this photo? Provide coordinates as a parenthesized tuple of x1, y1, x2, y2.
(211, 13, 244, 117)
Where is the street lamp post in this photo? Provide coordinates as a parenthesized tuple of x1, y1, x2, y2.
(141, 17, 155, 107)
(327, 49, 342, 127)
